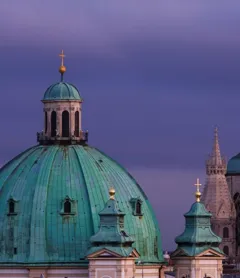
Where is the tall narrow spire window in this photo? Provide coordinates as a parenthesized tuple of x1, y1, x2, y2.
(74, 111, 79, 137)
(223, 227, 229, 238)
(51, 111, 57, 137)
(62, 111, 69, 137)
(223, 245, 229, 256)
(45, 112, 48, 134)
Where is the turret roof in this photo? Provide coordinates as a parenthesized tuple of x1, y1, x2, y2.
(43, 81, 82, 101)
(174, 179, 223, 257)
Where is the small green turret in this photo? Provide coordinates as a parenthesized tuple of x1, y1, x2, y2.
(87, 187, 136, 257)
(174, 178, 223, 256)
(171, 179, 224, 278)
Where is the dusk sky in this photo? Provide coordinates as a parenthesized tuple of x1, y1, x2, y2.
(1, 1, 240, 250)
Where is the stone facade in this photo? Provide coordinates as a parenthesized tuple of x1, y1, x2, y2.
(202, 128, 236, 259)
(172, 251, 223, 278)
(226, 174, 240, 258)
(0, 265, 167, 278)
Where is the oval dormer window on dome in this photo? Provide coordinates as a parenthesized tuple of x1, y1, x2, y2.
(7, 197, 18, 216)
(60, 196, 76, 216)
(130, 197, 143, 217)
(64, 200, 71, 213)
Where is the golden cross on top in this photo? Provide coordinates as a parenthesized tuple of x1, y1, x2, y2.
(194, 178, 201, 192)
(59, 50, 65, 66)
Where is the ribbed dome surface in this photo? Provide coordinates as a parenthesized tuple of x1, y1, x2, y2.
(0, 145, 163, 265)
(43, 82, 82, 101)
(227, 153, 240, 175)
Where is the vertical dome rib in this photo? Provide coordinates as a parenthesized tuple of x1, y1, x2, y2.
(29, 146, 59, 262)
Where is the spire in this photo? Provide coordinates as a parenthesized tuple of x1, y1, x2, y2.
(211, 127, 222, 165)
(206, 127, 226, 175)
(194, 178, 202, 203)
(59, 50, 66, 82)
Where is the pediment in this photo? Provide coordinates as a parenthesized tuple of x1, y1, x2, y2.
(171, 248, 224, 258)
(197, 248, 224, 258)
(171, 249, 188, 257)
(87, 248, 122, 258)
(87, 248, 139, 259)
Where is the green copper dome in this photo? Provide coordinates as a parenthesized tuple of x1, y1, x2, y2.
(174, 202, 223, 256)
(227, 153, 240, 175)
(0, 144, 163, 265)
(43, 82, 82, 101)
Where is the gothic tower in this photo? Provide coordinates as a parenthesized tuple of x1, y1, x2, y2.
(202, 128, 236, 259)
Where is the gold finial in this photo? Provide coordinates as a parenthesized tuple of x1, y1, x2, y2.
(59, 50, 66, 80)
(109, 187, 116, 200)
(194, 178, 202, 202)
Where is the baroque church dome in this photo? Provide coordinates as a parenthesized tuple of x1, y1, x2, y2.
(0, 51, 163, 266)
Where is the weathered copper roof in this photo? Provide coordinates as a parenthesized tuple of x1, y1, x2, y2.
(174, 202, 223, 256)
(0, 144, 163, 265)
(43, 82, 82, 101)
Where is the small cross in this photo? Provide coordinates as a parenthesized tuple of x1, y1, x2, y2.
(194, 178, 201, 192)
(59, 50, 65, 66)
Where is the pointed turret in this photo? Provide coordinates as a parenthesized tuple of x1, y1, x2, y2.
(202, 128, 236, 259)
(206, 127, 226, 175)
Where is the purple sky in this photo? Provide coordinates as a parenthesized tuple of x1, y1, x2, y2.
(0, 1, 240, 250)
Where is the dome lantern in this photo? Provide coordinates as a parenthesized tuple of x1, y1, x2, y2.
(37, 51, 88, 145)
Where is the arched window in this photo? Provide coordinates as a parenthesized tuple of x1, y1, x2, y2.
(74, 111, 79, 137)
(45, 112, 48, 134)
(223, 227, 229, 238)
(136, 200, 142, 215)
(9, 200, 15, 214)
(223, 245, 229, 256)
(64, 200, 71, 213)
(62, 110, 69, 137)
(51, 111, 57, 137)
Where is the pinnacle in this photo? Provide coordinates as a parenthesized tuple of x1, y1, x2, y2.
(210, 127, 223, 166)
